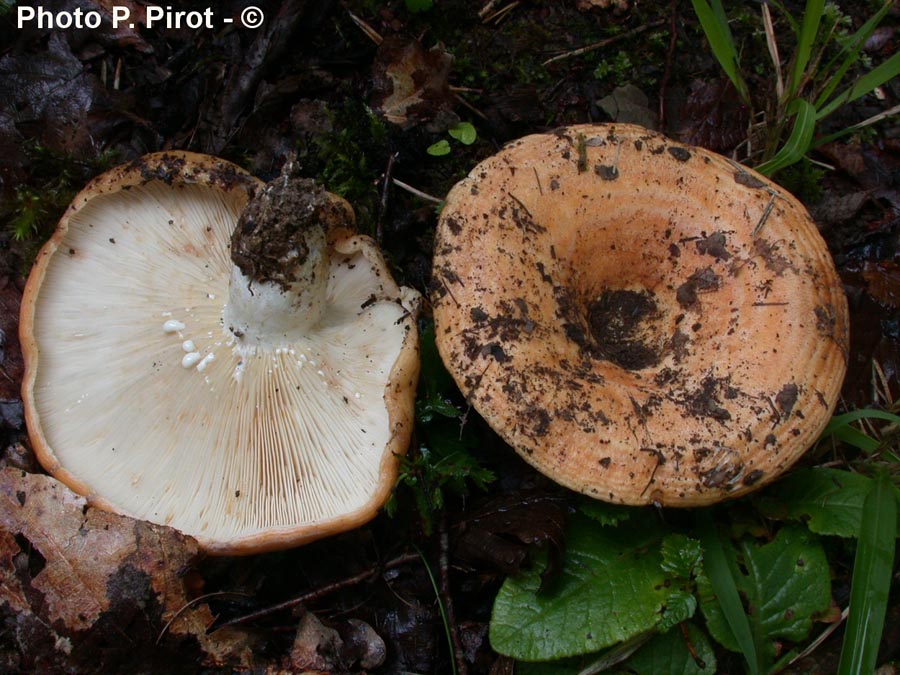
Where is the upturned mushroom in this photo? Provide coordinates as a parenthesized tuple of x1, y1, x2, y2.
(20, 152, 421, 554)
(432, 124, 848, 506)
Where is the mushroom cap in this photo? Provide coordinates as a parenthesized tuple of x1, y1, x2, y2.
(431, 124, 848, 506)
(20, 151, 421, 554)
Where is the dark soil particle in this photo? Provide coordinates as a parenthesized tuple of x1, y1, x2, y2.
(775, 383, 800, 419)
(587, 289, 662, 370)
(667, 146, 692, 162)
(230, 169, 347, 291)
(696, 231, 731, 261)
(676, 267, 721, 309)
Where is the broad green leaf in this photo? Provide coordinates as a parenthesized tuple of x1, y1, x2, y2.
(448, 122, 477, 145)
(690, 0, 750, 104)
(837, 476, 897, 675)
(698, 525, 832, 670)
(661, 534, 703, 578)
(759, 467, 900, 537)
(619, 624, 717, 675)
(516, 624, 716, 675)
(755, 99, 816, 175)
(658, 590, 698, 633)
(427, 140, 451, 156)
(578, 499, 633, 527)
(490, 514, 669, 661)
(787, 0, 825, 99)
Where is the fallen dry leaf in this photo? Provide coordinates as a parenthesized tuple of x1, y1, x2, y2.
(454, 491, 567, 581)
(371, 36, 455, 130)
(0, 468, 256, 673)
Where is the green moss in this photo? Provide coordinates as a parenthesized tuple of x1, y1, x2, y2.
(298, 102, 389, 234)
(773, 158, 826, 204)
(7, 143, 120, 246)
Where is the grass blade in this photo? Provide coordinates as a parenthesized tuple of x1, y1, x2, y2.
(690, 0, 750, 104)
(837, 476, 897, 675)
(815, 1, 894, 109)
(698, 511, 761, 675)
(822, 408, 900, 452)
(817, 50, 900, 120)
(814, 103, 900, 147)
(788, 0, 825, 99)
(755, 99, 816, 175)
(824, 409, 900, 433)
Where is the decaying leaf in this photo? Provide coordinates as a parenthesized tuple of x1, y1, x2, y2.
(454, 491, 567, 579)
(0, 277, 25, 409)
(371, 36, 455, 130)
(0, 468, 255, 673)
(675, 79, 750, 154)
(597, 84, 658, 129)
(289, 611, 386, 672)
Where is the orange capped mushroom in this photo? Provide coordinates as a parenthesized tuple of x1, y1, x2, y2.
(20, 152, 421, 554)
(431, 124, 848, 506)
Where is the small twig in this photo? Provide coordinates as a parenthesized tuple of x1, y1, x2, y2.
(392, 178, 443, 204)
(346, 8, 383, 45)
(658, 0, 679, 129)
(752, 192, 778, 237)
(761, 4, 784, 101)
(787, 607, 849, 667)
(212, 552, 419, 631)
(377, 152, 399, 244)
(542, 20, 665, 67)
(157, 591, 252, 643)
(439, 513, 468, 675)
(480, 0, 519, 24)
(453, 92, 489, 121)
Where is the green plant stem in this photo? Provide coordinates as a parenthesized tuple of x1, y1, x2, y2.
(414, 544, 459, 675)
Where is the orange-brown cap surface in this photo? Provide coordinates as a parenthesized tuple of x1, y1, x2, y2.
(21, 152, 421, 554)
(431, 124, 848, 506)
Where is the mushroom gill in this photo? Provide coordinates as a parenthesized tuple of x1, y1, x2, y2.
(20, 152, 421, 554)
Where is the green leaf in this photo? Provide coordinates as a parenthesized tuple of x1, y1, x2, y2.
(823, 408, 900, 452)
(578, 499, 633, 527)
(815, 1, 894, 110)
(448, 122, 477, 145)
(817, 50, 900, 120)
(755, 98, 817, 175)
(759, 467, 900, 538)
(837, 476, 897, 675)
(490, 514, 669, 660)
(404, 0, 432, 12)
(658, 590, 698, 633)
(620, 624, 717, 675)
(661, 534, 703, 578)
(787, 0, 825, 99)
(690, 0, 750, 104)
(697, 525, 832, 671)
(427, 140, 451, 156)
(515, 624, 716, 675)
(697, 513, 760, 675)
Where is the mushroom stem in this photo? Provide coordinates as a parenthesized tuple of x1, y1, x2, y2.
(224, 165, 353, 344)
